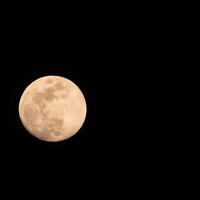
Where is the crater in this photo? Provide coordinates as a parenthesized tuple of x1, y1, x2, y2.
(32, 92, 44, 105)
(40, 106, 49, 118)
(44, 118, 64, 137)
(54, 82, 65, 91)
(23, 104, 38, 127)
(48, 118, 63, 127)
(32, 87, 56, 102)
(43, 87, 56, 101)
(46, 78, 54, 84)
(38, 117, 64, 139)
(60, 94, 67, 99)
(54, 131, 62, 136)
(35, 128, 50, 140)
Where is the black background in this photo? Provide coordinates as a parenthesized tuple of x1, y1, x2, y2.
(175, 9, 200, 176)
(177, 77, 200, 176)
(2, 7, 173, 194)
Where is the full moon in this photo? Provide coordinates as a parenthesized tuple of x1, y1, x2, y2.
(18, 75, 87, 142)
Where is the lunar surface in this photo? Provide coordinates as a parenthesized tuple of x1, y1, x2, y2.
(18, 75, 87, 142)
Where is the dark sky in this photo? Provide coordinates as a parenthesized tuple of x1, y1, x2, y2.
(1, 7, 182, 194)
(175, 9, 200, 176)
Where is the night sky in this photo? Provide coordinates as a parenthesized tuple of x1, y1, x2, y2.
(175, 9, 200, 176)
(2, 7, 186, 194)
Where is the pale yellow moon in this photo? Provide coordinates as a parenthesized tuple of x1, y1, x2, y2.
(18, 75, 87, 142)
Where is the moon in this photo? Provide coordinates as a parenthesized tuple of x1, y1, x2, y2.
(18, 75, 87, 142)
